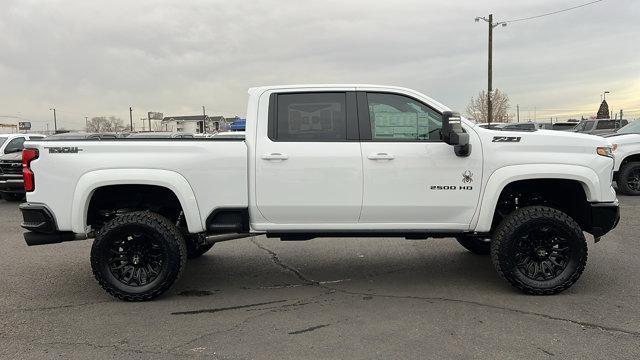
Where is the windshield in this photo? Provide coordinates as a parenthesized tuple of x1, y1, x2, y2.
(0, 137, 7, 148)
(618, 121, 640, 134)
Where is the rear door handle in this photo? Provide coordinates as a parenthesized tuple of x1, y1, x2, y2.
(367, 153, 395, 160)
(262, 153, 289, 160)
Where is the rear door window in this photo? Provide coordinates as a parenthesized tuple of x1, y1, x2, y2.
(271, 93, 348, 141)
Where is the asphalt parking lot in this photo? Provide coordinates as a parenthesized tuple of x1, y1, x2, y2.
(1, 197, 639, 359)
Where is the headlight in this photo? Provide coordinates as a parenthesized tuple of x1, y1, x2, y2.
(597, 146, 614, 158)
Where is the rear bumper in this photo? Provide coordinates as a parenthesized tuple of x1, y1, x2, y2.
(0, 178, 24, 194)
(20, 203, 85, 246)
(589, 201, 620, 239)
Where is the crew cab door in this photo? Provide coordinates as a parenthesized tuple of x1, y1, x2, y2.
(255, 90, 362, 224)
(357, 91, 482, 230)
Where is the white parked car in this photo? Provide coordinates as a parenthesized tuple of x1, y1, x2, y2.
(19, 85, 619, 300)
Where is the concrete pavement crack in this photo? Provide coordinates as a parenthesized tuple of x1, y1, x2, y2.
(250, 238, 640, 338)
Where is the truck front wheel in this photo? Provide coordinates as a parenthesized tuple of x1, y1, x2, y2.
(617, 162, 640, 195)
(491, 206, 587, 295)
(90, 211, 187, 301)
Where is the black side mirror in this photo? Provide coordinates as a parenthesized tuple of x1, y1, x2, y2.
(441, 111, 471, 157)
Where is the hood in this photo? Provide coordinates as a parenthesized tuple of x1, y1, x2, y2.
(478, 127, 612, 155)
(604, 133, 640, 145)
(0, 152, 22, 161)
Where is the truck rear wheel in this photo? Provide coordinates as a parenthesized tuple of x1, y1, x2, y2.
(491, 206, 587, 295)
(186, 234, 215, 259)
(617, 162, 640, 195)
(90, 211, 187, 301)
(455, 235, 491, 255)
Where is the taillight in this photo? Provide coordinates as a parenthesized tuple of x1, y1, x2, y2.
(22, 148, 39, 192)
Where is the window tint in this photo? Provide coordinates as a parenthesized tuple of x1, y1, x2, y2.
(596, 120, 615, 130)
(367, 93, 442, 141)
(29, 136, 44, 140)
(275, 93, 347, 141)
(4, 137, 25, 153)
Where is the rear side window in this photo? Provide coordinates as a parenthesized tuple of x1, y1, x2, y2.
(596, 120, 615, 130)
(273, 93, 347, 141)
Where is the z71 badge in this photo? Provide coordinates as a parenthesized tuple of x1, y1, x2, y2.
(492, 136, 521, 143)
(44, 146, 83, 154)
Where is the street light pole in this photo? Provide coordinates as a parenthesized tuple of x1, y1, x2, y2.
(475, 14, 507, 125)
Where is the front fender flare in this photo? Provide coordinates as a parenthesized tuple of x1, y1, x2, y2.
(71, 169, 203, 234)
(473, 164, 599, 232)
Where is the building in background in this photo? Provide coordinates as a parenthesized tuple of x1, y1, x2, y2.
(161, 115, 240, 133)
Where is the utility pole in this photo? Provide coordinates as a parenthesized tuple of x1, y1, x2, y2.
(129, 107, 133, 131)
(49, 108, 57, 133)
(516, 104, 520, 123)
(620, 109, 623, 120)
(475, 14, 506, 125)
(202, 105, 206, 133)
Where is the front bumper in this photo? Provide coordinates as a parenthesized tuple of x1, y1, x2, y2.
(589, 201, 620, 239)
(20, 203, 85, 246)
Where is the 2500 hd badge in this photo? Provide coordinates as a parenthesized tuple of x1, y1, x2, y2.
(430, 171, 474, 190)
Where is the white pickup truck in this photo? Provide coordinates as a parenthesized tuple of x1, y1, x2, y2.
(604, 121, 640, 195)
(20, 85, 619, 301)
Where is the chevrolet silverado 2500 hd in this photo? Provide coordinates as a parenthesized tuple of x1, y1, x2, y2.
(20, 85, 619, 301)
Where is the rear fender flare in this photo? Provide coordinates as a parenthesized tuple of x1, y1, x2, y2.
(71, 169, 203, 234)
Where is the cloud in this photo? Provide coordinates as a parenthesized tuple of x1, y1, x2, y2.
(1, 0, 638, 130)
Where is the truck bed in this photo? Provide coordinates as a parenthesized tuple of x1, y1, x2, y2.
(25, 139, 248, 234)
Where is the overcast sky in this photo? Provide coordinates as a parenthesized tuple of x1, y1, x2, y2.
(1, 0, 638, 131)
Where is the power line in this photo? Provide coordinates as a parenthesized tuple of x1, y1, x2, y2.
(505, 0, 605, 23)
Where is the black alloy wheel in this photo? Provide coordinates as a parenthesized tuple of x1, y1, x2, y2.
(105, 230, 165, 287)
(512, 225, 570, 281)
(491, 206, 587, 295)
(618, 162, 640, 195)
(91, 211, 186, 301)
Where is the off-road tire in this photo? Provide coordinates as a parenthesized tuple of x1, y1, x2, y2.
(456, 235, 491, 255)
(186, 233, 214, 259)
(90, 211, 187, 301)
(1, 192, 25, 202)
(617, 162, 640, 196)
(491, 206, 587, 295)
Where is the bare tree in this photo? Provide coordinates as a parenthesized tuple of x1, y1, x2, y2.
(465, 89, 512, 123)
(86, 116, 126, 133)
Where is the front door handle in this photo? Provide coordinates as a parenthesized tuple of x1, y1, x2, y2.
(262, 152, 289, 161)
(367, 153, 395, 160)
